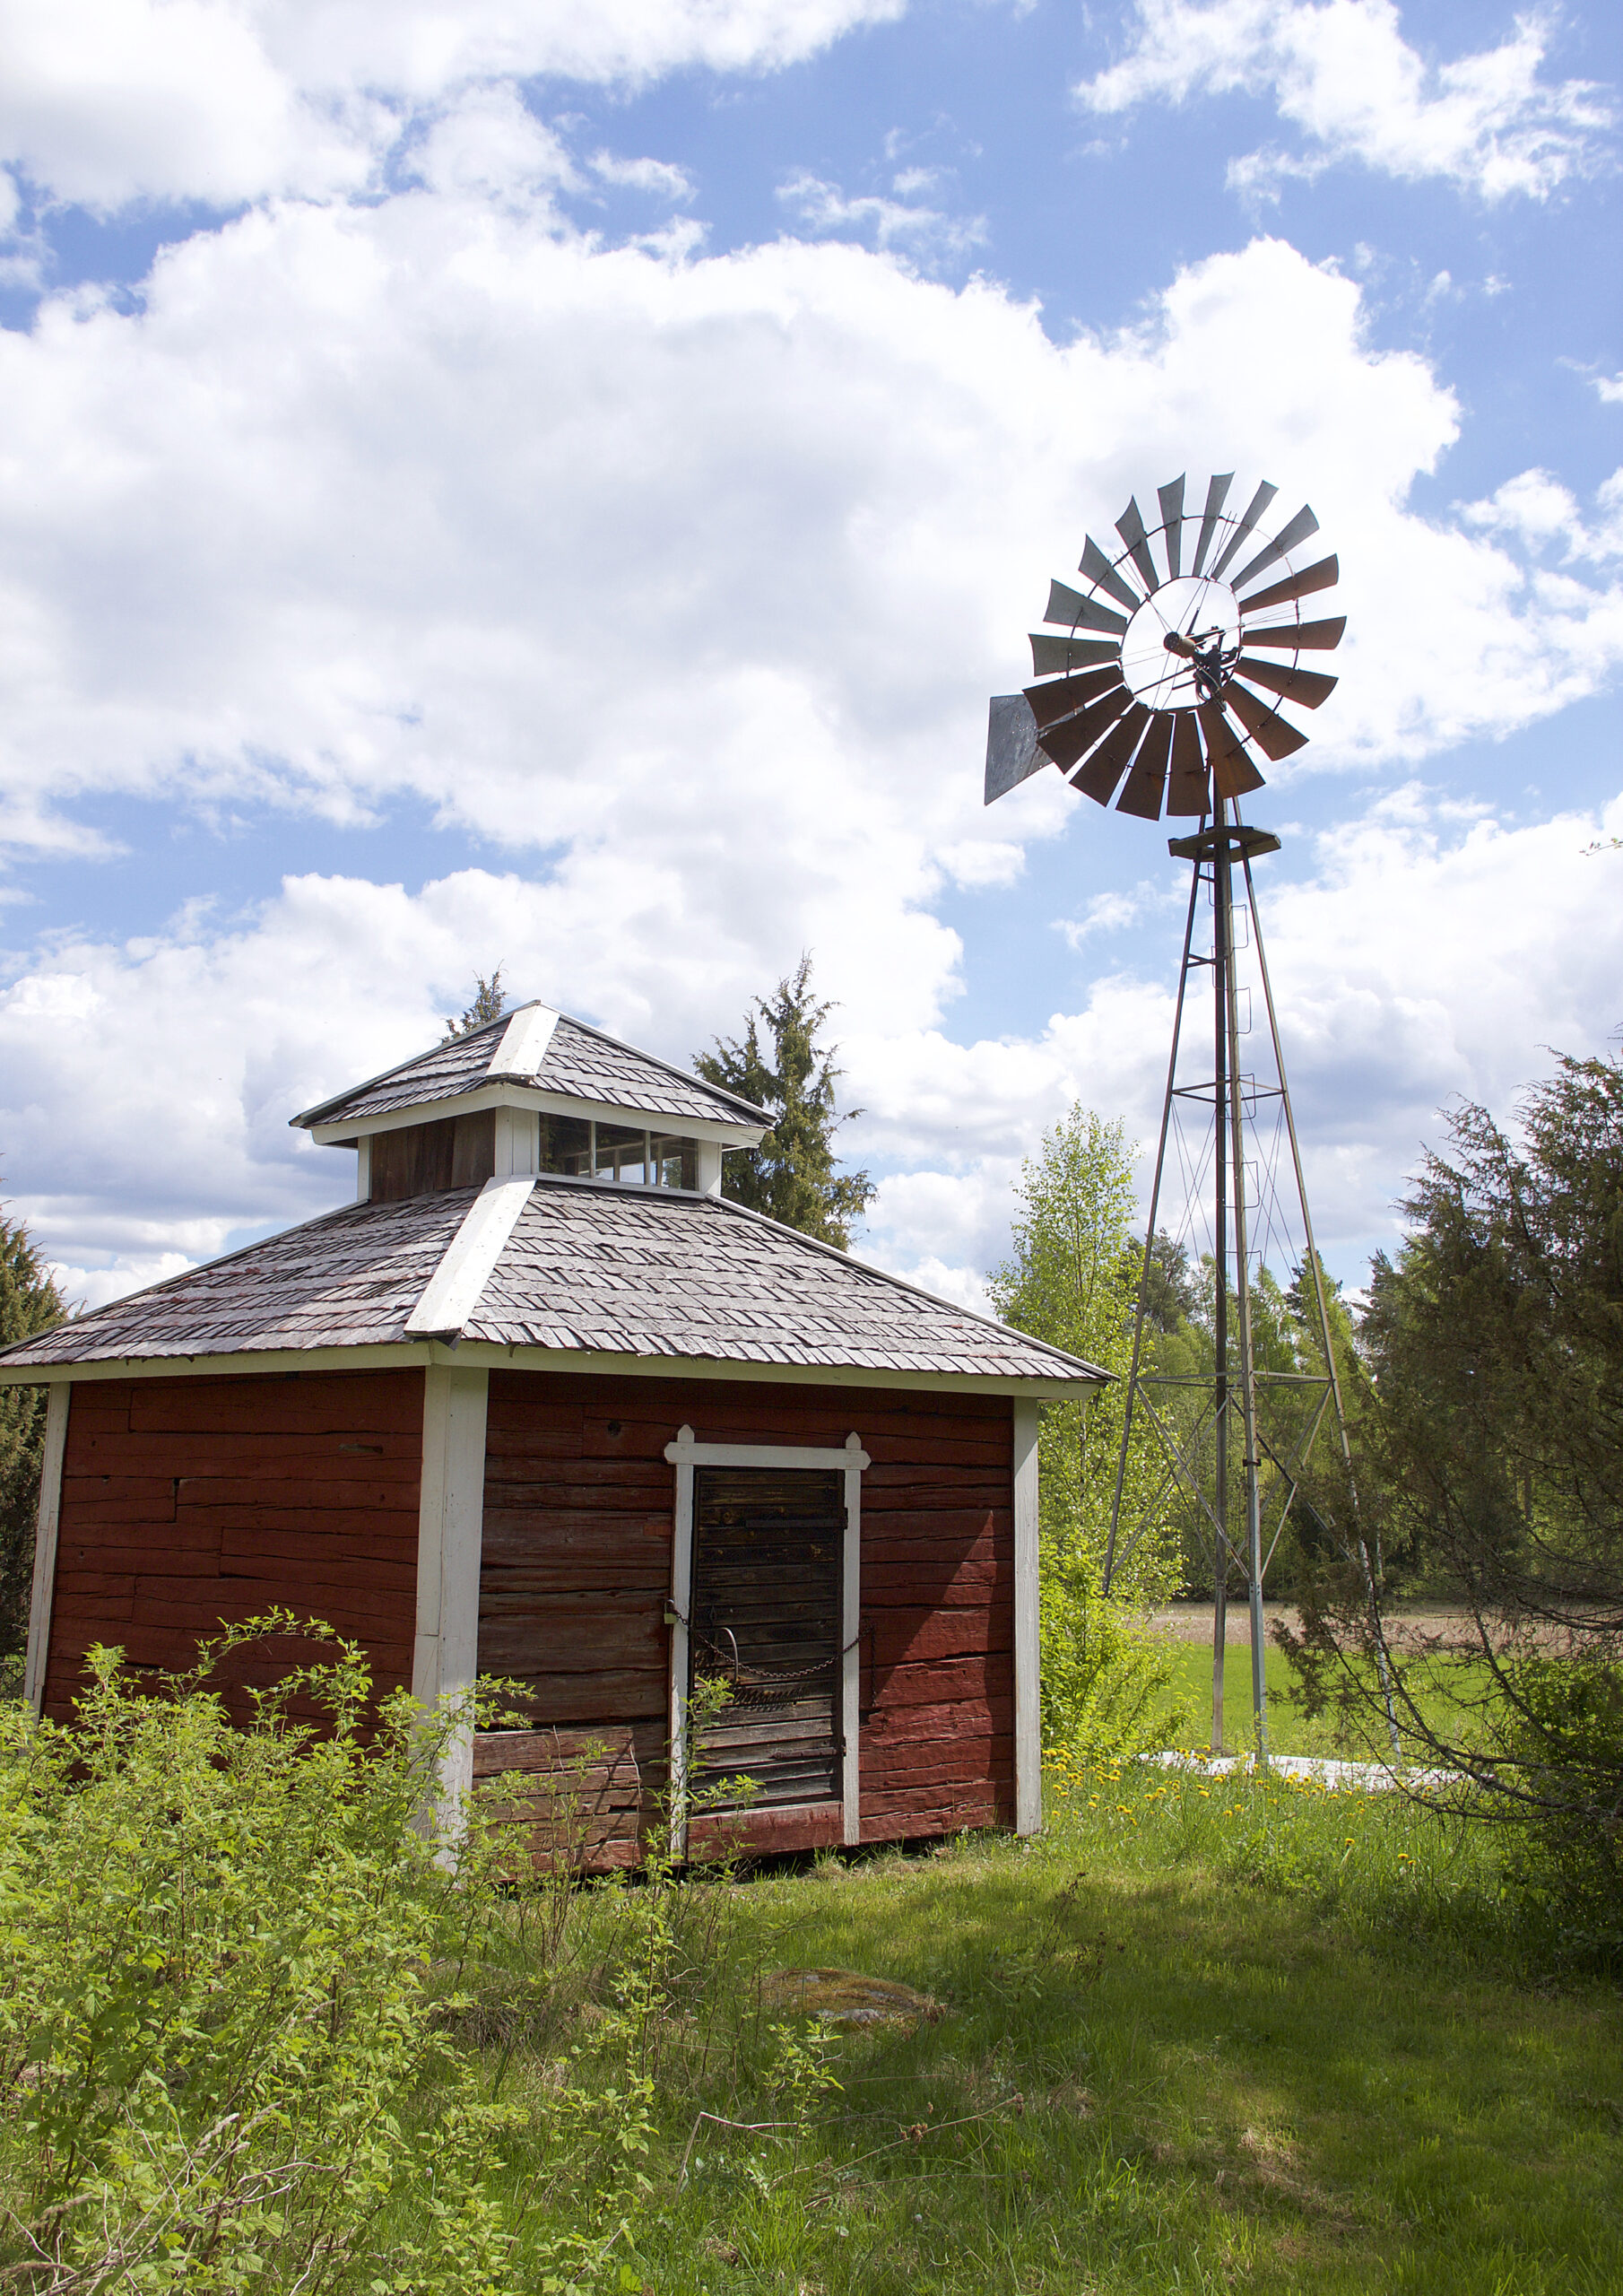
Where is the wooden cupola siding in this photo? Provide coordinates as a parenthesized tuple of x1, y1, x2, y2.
(369, 1112, 498, 1202)
(33, 1363, 1026, 1863)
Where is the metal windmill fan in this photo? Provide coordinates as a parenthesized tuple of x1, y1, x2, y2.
(982, 474, 1395, 1763)
(985, 474, 1343, 817)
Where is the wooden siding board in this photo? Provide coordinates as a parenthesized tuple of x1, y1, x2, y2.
(40, 1369, 425, 1722)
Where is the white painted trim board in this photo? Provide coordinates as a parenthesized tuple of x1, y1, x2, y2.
(22, 1383, 70, 1714)
(1012, 1398, 1042, 1838)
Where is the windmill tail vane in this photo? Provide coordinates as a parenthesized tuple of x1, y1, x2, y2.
(985, 473, 1343, 817)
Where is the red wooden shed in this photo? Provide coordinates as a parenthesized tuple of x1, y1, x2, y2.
(1, 1002, 1104, 1858)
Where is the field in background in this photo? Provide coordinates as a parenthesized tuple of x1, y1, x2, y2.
(1148, 1606, 1490, 1761)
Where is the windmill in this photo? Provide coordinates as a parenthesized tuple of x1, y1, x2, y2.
(985, 474, 1395, 1760)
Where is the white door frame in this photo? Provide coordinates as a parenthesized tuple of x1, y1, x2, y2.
(664, 1424, 870, 1853)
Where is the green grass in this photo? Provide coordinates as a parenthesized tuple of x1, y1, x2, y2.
(1153, 1631, 1498, 1763)
(471, 1764, 1623, 2294)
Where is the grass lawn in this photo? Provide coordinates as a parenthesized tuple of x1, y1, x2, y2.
(1151, 1619, 1497, 1764)
(480, 1763, 1623, 2294)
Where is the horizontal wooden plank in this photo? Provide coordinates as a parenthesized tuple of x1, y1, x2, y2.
(476, 1610, 663, 1675)
(860, 1781, 1006, 1824)
(480, 1561, 669, 1596)
(480, 1509, 670, 1556)
(861, 1694, 1013, 1743)
(867, 1609, 1010, 1666)
(869, 1653, 1014, 1708)
(71, 1434, 423, 1475)
(126, 1371, 424, 1437)
(861, 1559, 1005, 1601)
(689, 1803, 843, 1858)
(218, 1526, 418, 1572)
(60, 1536, 221, 1573)
(492, 1669, 667, 1724)
(863, 1736, 1011, 1789)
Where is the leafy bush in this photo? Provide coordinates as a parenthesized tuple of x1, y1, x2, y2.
(1493, 1652, 1623, 1973)
(0, 1617, 517, 2293)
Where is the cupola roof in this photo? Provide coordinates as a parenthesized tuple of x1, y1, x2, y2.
(293, 1002, 771, 1142)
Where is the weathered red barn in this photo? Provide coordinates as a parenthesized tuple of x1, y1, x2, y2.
(2, 1003, 1103, 1857)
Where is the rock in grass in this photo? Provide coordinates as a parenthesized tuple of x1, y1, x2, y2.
(760, 1968, 942, 2031)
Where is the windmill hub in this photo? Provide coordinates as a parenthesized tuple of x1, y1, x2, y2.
(1120, 575, 1240, 710)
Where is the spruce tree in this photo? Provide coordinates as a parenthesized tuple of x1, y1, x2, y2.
(694, 955, 875, 1249)
(442, 970, 508, 1041)
(0, 1205, 67, 1666)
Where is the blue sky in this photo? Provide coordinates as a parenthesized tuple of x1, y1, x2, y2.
(0, 0, 1619, 1311)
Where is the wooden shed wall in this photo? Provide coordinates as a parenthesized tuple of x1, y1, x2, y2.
(40, 1369, 424, 1722)
(474, 1369, 1014, 1860)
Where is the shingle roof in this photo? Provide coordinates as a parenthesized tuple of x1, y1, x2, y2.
(0, 1178, 1103, 1387)
(295, 1005, 769, 1132)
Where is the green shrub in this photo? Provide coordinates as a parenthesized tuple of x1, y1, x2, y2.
(0, 1616, 517, 2293)
(1493, 1653, 1623, 1973)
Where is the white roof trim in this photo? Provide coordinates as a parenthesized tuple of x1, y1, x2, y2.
(308, 1085, 766, 1150)
(0, 1342, 1098, 1400)
(405, 1175, 535, 1338)
(490, 1002, 558, 1079)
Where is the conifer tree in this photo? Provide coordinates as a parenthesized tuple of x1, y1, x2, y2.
(0, 1204, 67, 1665)
(695, 955, 875, 1249)
(442, 969, 508, 1040)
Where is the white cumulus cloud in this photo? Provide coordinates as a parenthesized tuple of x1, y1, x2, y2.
(1077, 0, 1613, 201)
(0, 0, 908, 211)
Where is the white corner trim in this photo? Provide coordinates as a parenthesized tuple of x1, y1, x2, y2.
(1012, 1398, 1042, 1838)
(23, 1384, 70, 1714)
(697, 1141, 723, 1196)
(841, 1433, 864, 1848)
(412, 1363, 490, 1843)
(405, 1174, 534, 1336)
(355, 1136, 371, 1203)
(491, 1002, 559, 1080)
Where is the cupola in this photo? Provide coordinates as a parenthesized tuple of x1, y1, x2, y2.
(291, 1002, 769, 1203)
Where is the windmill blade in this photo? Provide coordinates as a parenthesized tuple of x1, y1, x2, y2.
(1191, 473, 1233, 578)
(1222, 676, 1311, 760)
(985, 694, 1043, 805)
(1240, 553, 1338, 614)
(1207, 480, 1280, 581)
(1045, 578, 1129, 637)
(1116, 713, 1174, 819)
(1024, 664, 1122, 728)
(1079, 538, 1141, 613)
(1028, 632, 1120, 677)
(1239, 615, 1346, 652)
(1040, 683, 1133, 770)
(1115, 497, 1160, 596)
(1072, 705, 1150, 806)
(1234, 657, 1339, 709)
(1196, 700, 1267, 797)
(1158, 474, 1186, 578)
(1213, 748, 1266, 799)
(1228, 503, 1320, 595)
(1166, 710, 1208, 815)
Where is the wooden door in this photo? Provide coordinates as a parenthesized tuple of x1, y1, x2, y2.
(689, 1465, 844, 1809)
